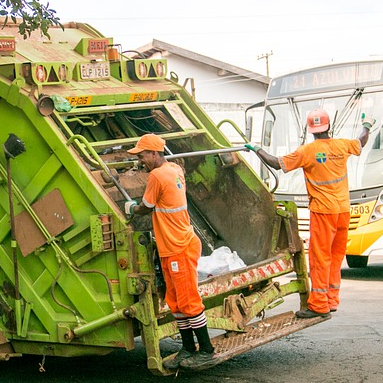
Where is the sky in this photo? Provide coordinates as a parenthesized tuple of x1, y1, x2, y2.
(48, 0, 383, 78)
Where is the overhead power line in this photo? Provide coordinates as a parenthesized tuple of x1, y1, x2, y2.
(65, 10, 383, 21)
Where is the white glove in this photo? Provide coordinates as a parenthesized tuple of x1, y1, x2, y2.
(125, 200, 137, 217)
(362, 116, 376, 130)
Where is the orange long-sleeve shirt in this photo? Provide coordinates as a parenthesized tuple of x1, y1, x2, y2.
(142, 161, 195, 257)
(279, 138, 361, 213)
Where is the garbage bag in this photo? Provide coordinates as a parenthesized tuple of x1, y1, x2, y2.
(197, 246, 246, 280)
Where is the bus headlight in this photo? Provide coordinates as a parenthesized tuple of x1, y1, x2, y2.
(368, 192, 383, 223)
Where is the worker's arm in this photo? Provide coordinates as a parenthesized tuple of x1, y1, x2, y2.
(359, 117, 376, 148)
(358, 127, 369, 148)
(133, 202, 153, 215)
(125, 200, 153, 218)
(244, 144, 281, 170)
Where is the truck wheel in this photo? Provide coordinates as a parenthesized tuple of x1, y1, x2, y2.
(346, 255, 369, 268)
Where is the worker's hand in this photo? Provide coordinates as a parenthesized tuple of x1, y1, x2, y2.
(244, 143, 262, 153)
(361, 115, 376, 130)
(125, 200, 137, 218)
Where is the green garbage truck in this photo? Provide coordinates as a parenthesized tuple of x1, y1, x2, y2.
(0, 19, 328, 375)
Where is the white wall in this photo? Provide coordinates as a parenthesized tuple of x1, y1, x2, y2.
(164, 54, 267, 173)
(166, 56, 267, 104)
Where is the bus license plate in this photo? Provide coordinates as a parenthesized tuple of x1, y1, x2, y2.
(80, 62, 110, 80)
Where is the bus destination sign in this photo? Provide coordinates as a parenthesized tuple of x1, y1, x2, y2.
(268, 62, 383, 98)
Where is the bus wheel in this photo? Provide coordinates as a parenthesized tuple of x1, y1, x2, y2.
(346, 255, 369, 268)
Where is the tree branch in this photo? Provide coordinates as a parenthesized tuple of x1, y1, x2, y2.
(0, 0, 63, 39)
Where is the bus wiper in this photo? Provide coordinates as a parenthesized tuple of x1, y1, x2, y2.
(287, 98, 304, 144)
(332, 88, 364, 136)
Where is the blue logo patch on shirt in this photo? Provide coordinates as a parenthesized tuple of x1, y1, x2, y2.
(315, 152, 327, 164)
(175, 176, 182, 189)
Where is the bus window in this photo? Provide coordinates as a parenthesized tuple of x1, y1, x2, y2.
(363, 126, 383, 186)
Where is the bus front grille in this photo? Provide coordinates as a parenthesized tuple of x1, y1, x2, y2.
(349, 214, 361, 230)
(298, 214, 361, 232)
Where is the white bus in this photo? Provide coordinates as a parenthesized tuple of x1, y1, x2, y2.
(248, 60, 383, 268)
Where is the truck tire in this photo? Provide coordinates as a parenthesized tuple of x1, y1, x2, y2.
(346, 255, 369, 268)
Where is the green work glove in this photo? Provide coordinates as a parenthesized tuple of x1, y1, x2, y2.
(125, 200, 137, 218)
(361, 114, 376, 130)
(244, 143, 262, 153)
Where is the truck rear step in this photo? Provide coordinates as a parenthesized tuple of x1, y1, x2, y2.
(181, 311, 330, 370)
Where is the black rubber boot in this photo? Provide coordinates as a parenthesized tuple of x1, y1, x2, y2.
(163, 328, 196, 370)
(180, 325, 217, 370)
(192, 325, 214, 354)
(179, 327, 197, 353)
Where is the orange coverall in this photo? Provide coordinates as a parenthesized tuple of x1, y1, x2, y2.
(142, 161, 204, 317)
(279, 138, 361, 313)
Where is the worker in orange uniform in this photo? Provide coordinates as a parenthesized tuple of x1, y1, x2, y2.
(125, 134, 216, 370)
(245, 109, 374, 318)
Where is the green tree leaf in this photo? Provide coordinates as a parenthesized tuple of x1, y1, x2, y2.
(0, 0, 63, 38)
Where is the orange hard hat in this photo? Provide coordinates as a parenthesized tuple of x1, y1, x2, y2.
(307, 109, 330, 134)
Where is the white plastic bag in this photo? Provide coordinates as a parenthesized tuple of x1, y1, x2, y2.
(197, 246, 246, 280)
(227, 250, 247, 271)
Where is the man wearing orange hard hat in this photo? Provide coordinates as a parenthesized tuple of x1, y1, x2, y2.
(125, 134, 216, 370)
(245, 109, 375, 319)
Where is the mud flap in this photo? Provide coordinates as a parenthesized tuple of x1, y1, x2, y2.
(208, 310, 330, 368)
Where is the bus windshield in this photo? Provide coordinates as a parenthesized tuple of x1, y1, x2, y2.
(262, 82, 383, 197)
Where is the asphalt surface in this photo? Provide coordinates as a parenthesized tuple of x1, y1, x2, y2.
(2, 255, 383, 383)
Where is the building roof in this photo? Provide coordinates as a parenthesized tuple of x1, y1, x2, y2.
(131, 39, 270, 86)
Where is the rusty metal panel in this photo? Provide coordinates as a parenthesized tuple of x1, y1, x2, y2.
(14, 188, 74, 256)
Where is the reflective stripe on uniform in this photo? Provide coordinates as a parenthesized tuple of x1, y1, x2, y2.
(305, 173, 347, 186)
(155, 204, 188, 214)
(142, 196, 155, 209)
(311, 287, 328, 293)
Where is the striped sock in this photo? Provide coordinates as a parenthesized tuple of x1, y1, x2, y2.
(176, 317, 192, 330)
(188, 312, 207, 329)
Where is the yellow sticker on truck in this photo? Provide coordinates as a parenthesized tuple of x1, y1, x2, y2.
(66, 92, 158, 106)
(66, 96, 92, 106)
(129, 92, 158, 102)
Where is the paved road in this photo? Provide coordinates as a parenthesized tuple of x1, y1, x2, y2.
(2, 255, 383, 383)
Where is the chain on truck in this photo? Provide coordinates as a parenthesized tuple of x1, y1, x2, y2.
(0, 19, 329, 375)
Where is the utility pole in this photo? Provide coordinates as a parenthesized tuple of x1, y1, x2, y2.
(257, 51, 273, 77)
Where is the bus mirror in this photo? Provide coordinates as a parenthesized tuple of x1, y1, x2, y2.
(263, 120, 273, 147)
(245, 100, 265, 142)
(245, 116, 253, 141)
